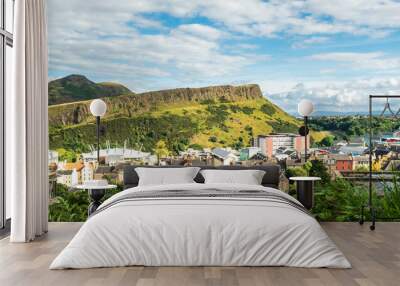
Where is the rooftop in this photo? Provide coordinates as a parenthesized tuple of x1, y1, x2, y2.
(82, 148, 151, 159)
(211, 148, 237, 160)
(258, 133, 301, 138)
(59, 162, 84, 172)
(328, 154, 353, 160)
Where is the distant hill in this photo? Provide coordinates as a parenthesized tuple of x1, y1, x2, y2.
(49, 83, 267, 126)
(48, 74, 132, 105)
(48, 80, 326, 154)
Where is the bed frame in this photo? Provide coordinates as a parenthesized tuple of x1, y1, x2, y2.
(123, 165, 281, 190)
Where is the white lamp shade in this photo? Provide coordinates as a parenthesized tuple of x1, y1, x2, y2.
(90, 99, 107, 117)
(298, 99, 314, 117)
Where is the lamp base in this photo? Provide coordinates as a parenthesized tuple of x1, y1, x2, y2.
(88, 188, 106, 216)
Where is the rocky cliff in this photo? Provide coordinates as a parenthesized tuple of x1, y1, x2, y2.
(48, 84, 263, 126)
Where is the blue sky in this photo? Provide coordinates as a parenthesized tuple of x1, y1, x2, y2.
(48, 0, 400, 113)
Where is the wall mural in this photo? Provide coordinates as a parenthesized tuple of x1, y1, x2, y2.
(47, 1, 400, 222)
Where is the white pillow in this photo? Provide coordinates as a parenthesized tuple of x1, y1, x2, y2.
(136, 167, 200, 186)
(200, 169, 266, 185)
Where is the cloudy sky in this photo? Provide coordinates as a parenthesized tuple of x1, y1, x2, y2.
(48, 0, 400, 114)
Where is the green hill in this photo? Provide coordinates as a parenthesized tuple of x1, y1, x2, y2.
(48, 74, 132, 105)
(49, 80, 302, 154)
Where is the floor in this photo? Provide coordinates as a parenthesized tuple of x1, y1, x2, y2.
(0, 222, 399, 286)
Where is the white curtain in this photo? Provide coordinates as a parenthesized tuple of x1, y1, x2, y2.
(7, 0, 48, 242)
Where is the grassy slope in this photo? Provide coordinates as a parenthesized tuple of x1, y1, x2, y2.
(152, 98, 299, 148)
(51, 96, 331, 154)
(310, 130, 332, 143)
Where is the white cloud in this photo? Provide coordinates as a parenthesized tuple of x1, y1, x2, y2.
(267, 77, 400, 114)
(310, 52, 400, 70)
(48, 0, 400, 45)
(234, 44, 259, 50)
(175, 24, 225, 41)
(305, 0, 400, 30)
(181, 0, 400, 38)
(292, 36, 330, 49)
(319, 69, 336, 75)
(48, 1, 268, 91)
(47, 0, 400, 92)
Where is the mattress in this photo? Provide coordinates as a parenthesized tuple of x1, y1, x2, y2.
(50, 183, 351, 269)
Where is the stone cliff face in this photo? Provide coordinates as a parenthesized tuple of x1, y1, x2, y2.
(48, 84, 263, 126)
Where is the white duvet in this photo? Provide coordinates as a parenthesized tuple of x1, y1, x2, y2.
(50, 183, 351, 269)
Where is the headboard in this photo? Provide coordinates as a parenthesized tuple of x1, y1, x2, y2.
(123, 165, 281, 190)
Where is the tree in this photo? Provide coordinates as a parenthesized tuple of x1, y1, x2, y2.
(355, 165, 369, 172)
(56, 148, 77, 162)
(189, 143, 203, 150)
(319, 135, 334, 147)
(303, 161, 313, 174)
(285, 167, 308, 178)
(372, 159, 381, 171)
(232, 137, 244, 150)
(208, 136, 218, 143)
(309, 160, 330, 184)
(154, 140, 170, 165)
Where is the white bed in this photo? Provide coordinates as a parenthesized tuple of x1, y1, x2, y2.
(50, 183, 351, 269)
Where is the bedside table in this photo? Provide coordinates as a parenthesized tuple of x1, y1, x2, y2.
(289, 177, 321, 210)
(74, 184, 117, 216)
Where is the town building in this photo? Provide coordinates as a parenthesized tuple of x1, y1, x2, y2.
(380, 131, 400, 145)
(81, 147, 154, 166)
(375, 145, 391, 157)
(316, 153, 336, 174)
(57, 161, 84, 186)
(352, 155, 370, 170)
(56, 170, 73, 186)
(393, 129, 400, 138)
(211, 148, 239, 166)
(178, 148, 213, 165)
(94, 166, 117, 181)
(81, 162, 95, 184)
(348, 138, 366, 147)
(255, 133, 309, 158)
(384, 160, 400, 171)
(114, 163, 131, 182)
(338, 145, 367, 156)
(48, 150, 58, 164)
(239, 147, 261, 161)
(329, 154, 354, 171)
